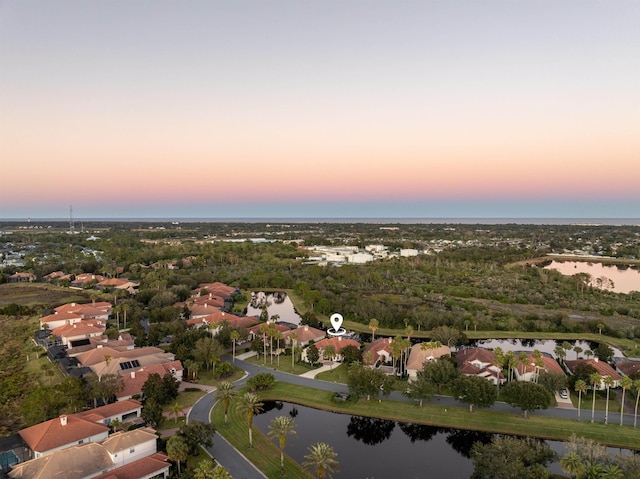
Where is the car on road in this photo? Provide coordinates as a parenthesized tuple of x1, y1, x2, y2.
(560, 389, 569, 399)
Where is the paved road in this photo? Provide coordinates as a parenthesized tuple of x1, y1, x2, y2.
(189, 355, 637, 478)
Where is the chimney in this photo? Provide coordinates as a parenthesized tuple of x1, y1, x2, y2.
(594, 357, 599, 363)
(130, 371, 135, 379)
(60, 415, 68, 426)
(304, 325, 309, 331)
(338, 336, 342, 341)
(97, 344, 102, 348)
(71, 303, 76, 307)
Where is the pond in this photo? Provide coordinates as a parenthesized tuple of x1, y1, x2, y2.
(543, 260, 640, 295)
(245, 291, 303, 326)
(469, 338, 623, 359)
(254, 401, 476, 479)
(254, 402, 633, 478)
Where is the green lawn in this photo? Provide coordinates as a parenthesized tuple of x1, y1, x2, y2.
(314, 363, 349, 383)
(211, 395, 312, 479)
(244, 354, 316, 376)
(191, 367, 245, 386)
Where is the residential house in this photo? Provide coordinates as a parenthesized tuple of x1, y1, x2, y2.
(8, 272, 35, 283)
(91, 452, 170, 479)
(39, 311, 83, 330)
(514, 353, 565, 382)
(406, 342, 452, 381)
(281, 325, 325, 347)
(18, 415, 110, 459)
(51, 322, 106, 347)
(9, 428, 164, 479)
(74, 400, 143, 426)
(54, 302, 112, 321)
(76, 346, 179, 378)
(118, 362, 184, 401)
(616, 360, 640, 378)
(363, 338, 393, 367)
(101, 427, 158, 469)
(304, 336, 360, 362)
(564, 358, 622, 388)
(70, 273, 105, 288)
(456, 348, 506, 386)
(8, 442, 114, 479)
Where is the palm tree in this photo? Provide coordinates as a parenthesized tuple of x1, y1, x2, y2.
(236, 392, 263, 447)
(505, 350, 517, 381)
(493, 347, 505, 393)
(215, 381, 237, 425)
(560, 451, 585, 479)
(584, 349, 593, 360)
(169, 401, 183, 425)
(633, 379, 640, 427)
(589, 372, 602, 423)
(303, 442, 339, 479)
(619, 375, 632, 426)
(575, 379, 587, 420)
(602, 464, 625, 479)
(268, 415, 297, 476)
(368, 318, 379, 342)
(531, 349, 544, 383)
(603, 375, 614, 424)
(574, 345, 583, 359)
(230, 330, 240, 363)
(167, 434, 189, 476)
(290, 332, 298, 369)
(274, 330, 283, 367)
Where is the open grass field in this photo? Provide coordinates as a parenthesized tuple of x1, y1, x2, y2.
(0, 283, 90, 307)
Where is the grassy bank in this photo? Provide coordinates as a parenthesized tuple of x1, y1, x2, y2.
(211, 398, 312, 478)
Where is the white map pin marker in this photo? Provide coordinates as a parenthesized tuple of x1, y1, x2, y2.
(330, 313, 343, 331)
(328, 313, 345, 336)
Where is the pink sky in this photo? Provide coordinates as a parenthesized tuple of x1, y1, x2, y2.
(1, 1, 639, 219)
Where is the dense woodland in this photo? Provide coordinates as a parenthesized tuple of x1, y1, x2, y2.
(1, 221, 640, 434)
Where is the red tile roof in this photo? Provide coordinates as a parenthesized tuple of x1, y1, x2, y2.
(19, 415, 109, 454)
(313, 337, 360, 352)
(565, 358, 621, 380)
(92, 453, 170, 479)
(75, 400, 142, 423)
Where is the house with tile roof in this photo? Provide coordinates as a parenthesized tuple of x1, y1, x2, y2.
(565, 358, 622, 388)
(456, 348, 506, 386)
(615, 359, 640, 378)
(304, 336, 360, 362)
(101, 428, 158, 469)
(18, 415, 110, 458)
(70, 273, 106, 288)
(74, 400, 142, 426)
(197, 282, 237, 298)
(363, 338, 393, 367)
(9, 428, 164, 479)
(281, 325, 326, 347)
(406, 342, 452, 381)
(51, 322, 106, 347)
(91, 452, 170, 479)
(117, 362, 184, 401)
(54, 302, 112, 320)
(514, 353, 565, 382)
(8, 442, 113, 479)
(38, 311, 83, 330)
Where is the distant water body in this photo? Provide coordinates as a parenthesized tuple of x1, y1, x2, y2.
(7, 217, 640, 225)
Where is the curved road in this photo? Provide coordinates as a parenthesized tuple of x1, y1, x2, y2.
(189, 356, 633, 478)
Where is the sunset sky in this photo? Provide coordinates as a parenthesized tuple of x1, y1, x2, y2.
(1, 1, 639, 219)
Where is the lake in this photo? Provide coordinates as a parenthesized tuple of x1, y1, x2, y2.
(470, 338, 623, 359)
(254, 402, 476, 479)
(544, 260, 640, 294)
(245, 291, 303, 326)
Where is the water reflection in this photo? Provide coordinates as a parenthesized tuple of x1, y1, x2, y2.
(543, 260, 640, 294)
(469, 338, 623, 358)
(398, 423, 443, 443)
(347, 417, 395, 446)
(445, 430, 493, 458)
(246, 291, 304, 325)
